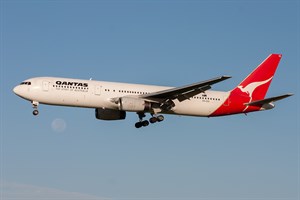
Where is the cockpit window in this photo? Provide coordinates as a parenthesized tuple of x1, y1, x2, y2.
(20, 82, 31, 85)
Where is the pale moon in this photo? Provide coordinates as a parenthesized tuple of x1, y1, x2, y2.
(51, 118, 66, 133)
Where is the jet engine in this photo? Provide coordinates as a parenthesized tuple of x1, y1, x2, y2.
(95, 108, 126, 120)
(118, 97, 152, 112)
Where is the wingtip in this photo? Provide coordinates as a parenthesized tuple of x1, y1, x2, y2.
(222, 75, 232, 79)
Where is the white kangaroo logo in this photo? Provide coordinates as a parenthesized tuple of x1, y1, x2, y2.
(237, 77, 273, 111)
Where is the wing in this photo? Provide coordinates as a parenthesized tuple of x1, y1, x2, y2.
(110, 76, 231, 112)
(141, 76, 231, 102)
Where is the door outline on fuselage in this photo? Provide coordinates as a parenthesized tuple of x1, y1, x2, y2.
(95, 85, 102, 95)
(43, 81, 49, 91)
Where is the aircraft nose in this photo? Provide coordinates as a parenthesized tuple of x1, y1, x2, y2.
(13, 85, 21, 95)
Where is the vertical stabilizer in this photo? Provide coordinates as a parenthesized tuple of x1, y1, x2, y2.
(210, 54, 282, 116)
(236, 54, 282, 101)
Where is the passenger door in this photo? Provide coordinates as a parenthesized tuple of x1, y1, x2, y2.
(43, 81, 49, 91)
(95, 85, 101, 95)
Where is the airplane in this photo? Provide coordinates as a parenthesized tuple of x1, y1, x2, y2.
(13, 54, 293, 128)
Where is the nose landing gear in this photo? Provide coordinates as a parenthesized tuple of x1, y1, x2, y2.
(32, 101, 39, 116)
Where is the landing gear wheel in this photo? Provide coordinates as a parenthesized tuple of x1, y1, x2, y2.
(142, 120, 149, 127)
(135, 112, 164, 128)
(157, 115, 164, 122)
(135, 120, 149, 128)
(149, 117, 158, 124)
(33, 110, 39, 116)
(135, 122, 142, 128)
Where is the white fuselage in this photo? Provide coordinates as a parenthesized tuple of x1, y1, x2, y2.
(13, 77, 229, 117)
(13, 55, 291, 128)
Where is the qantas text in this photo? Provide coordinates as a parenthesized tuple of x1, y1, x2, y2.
(56, 81, 88, 87)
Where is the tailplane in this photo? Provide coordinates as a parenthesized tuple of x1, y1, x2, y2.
(245, 93, 293, 110)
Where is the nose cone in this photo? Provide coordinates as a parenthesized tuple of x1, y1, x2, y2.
(13, 85, 21, 96)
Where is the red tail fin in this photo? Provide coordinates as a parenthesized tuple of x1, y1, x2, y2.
(236, 54, 282, 101)
(211, 54, 282, 116)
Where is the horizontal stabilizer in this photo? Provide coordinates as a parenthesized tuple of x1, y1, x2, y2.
(245, 93, 293, 106)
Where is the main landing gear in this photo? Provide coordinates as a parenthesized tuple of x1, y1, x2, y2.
(32, 101, 39, 116)
(135, 112, 164, 128)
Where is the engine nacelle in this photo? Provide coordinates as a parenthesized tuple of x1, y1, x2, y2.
(95, 108, 126, 120)
(119, 97, 152, 112)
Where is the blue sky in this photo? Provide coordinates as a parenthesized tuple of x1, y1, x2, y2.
(1, 1, 299, 200)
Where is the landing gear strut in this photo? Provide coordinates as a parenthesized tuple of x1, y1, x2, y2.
(135, 112, 164, 128)
(32, 101, 39, 116)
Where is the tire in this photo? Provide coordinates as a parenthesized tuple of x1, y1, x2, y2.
(142, 120, 149, 127)
(157, 115, 164, 122)
(149, 117, 157, 123)
(33, 110, 39, 116)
